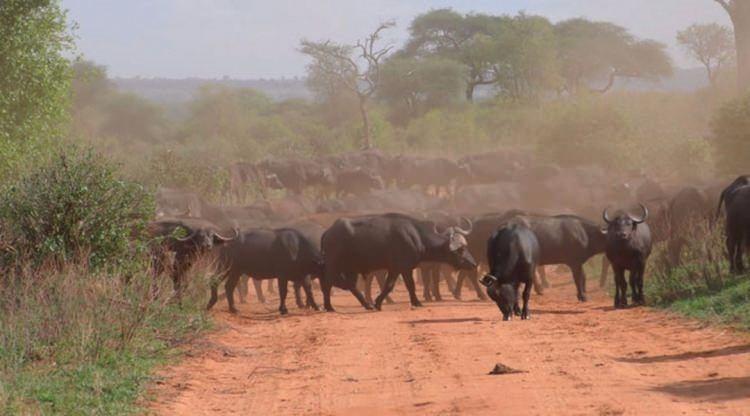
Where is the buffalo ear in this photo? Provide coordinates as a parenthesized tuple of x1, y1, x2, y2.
(277, 231, 300, 262)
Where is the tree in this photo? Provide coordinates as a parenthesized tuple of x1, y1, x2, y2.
(555, 18, 672, 94)
(405, 10, 502, 101)
(379, 56, 465, 122)
(0, 0, 74, 168)
(300, 22, 395, 149)
(492, 13, 560, 100)
(677, 23, 735, 87)
(714, 0, 750, 92)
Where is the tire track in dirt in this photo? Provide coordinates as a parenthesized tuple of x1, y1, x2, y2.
(150, 275, 750, 415)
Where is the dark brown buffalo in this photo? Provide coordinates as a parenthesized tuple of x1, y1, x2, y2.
(603, 205, 652, 308)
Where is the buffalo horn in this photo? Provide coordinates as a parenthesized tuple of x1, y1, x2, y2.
(457, 216, 473, 235)
(630, 203, 649, 224)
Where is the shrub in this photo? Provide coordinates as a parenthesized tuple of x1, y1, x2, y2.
(711, 92, 750, 175)
(0, 148, 154, 271)
(646, 220, 728, 305)
(0, 259, 216, 414)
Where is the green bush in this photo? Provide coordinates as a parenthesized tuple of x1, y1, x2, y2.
(711, 92, 750, 175)
(0, 148, 154, 271)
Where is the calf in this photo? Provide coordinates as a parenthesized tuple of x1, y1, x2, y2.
(603, 205, 652, 308)
(480, 223, 540, 321)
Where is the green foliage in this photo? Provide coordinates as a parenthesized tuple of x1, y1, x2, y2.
(0, 262, 214, 414)
(0, 148, 154, 271)
(379, 56, 465, 123)
(711, 92, 750, 175)
(142, 149, 229, 201)
(0, 0, 74, 176)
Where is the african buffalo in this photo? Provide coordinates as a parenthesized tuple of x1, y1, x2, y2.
(320, 213, 477, 312)
(724, 185, 750, 273)
(603, 205, 652, 308)
(207, 228, 324, 315)
(148, 218, 237, 298)
(333, 167, 385, 197)
(510, 214, 608, 302)
(716, 175, 750, 221)
(480, 222, 540, 321)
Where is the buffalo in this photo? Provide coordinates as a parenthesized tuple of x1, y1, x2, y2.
(148, 218, 237, 298)
(481, 222, 540, 321)
(715, 175, 750, 221)
(603, 205, 652, 308)
(207, 228, 324, 315)
(724, 185, 750, 273)
(320, 213, 477, 312)
(509, 214, 608, 302)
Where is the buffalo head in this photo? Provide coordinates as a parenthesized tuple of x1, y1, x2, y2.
(175, 225, 238, 251)
(603, 204, 648, 241)
(435, 217, 477, 270)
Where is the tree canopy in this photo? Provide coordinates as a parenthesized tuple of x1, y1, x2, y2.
(0, 0, 74, 171)
(398, 10, 672, 101)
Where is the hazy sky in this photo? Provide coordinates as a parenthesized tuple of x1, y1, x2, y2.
(63, 0, 730, 79)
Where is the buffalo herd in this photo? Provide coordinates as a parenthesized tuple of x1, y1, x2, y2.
(149, 148, 748, 320)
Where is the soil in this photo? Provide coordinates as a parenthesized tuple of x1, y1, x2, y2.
(149, 274, 750, 415)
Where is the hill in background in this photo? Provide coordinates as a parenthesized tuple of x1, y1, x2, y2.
(113, 68, 709, 106)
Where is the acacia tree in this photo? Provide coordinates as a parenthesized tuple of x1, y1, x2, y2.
(379, 56, 465, 122)
(300, 22, 395, 149)
(555, 18, 672, 94)
(404, 10, 501, 101)
(677, 23, 735, 87)
(714, 0, 750, 91)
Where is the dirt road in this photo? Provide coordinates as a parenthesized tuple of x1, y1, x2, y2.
(150, 275, 750, 415)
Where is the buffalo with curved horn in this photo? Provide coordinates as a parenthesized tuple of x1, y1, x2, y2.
(603, 204, 652, 309)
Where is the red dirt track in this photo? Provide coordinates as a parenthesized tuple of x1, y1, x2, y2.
(150, 274, 750, 415)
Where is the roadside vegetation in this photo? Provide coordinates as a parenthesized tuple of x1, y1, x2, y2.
(1, 0, 750, 414)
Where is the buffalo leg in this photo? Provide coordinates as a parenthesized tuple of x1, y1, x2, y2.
(321, 273, 335, 312)
(293, 280, 305, 309)
(454, 271, 465, 299)
(445, 272, 457, 295)
(402, 269, 423, 308)
(363, 273, 375, 305)
(599, 256, 611, 288)
(727, 232, 744, 274)
(238, 275, 248, 304)
(613, 266, 627, 309)
(422, 268, 433, 302)
(532, 267, 544, 296)
(633, 264, 646, 305)
(571, 263, 587, 302)
(342, 272, 372, 310)
(375, 271, 394, 304)
(253, 278, 266, 304)
(375, 270, 400, 310)
(513, 281, 522, 316)
(225, 273, 241, 314)
(207, 273, 227, 310)
(431, 268, 443, 301)
(521, 267, 534, 320)
(278, 278, 289, 315)
(301, 276, 320, 311)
